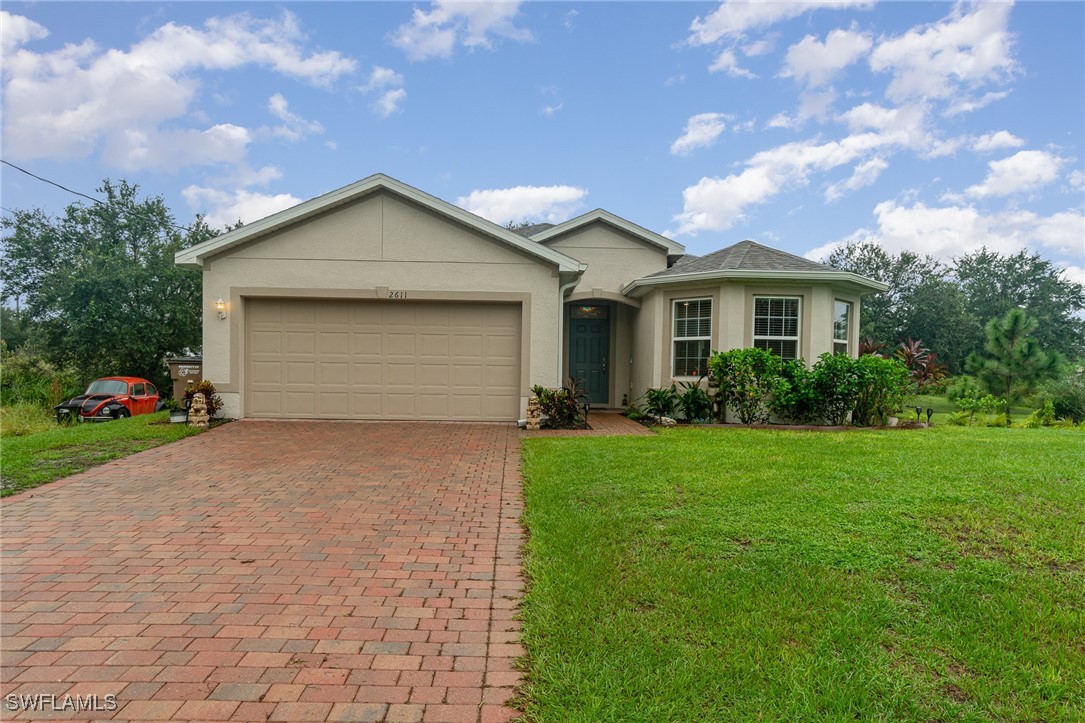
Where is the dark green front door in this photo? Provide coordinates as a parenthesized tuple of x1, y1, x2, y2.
(569, 305, 609, 405)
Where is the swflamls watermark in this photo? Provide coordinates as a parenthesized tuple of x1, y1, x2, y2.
(4, 693, 119, 713)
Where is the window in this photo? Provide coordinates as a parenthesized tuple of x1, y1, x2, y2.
(146, 383, 158, 396)
(753, 296, 800, 360)
(673, 298, 712, 377)
(833, 300, 851, 355)
(131, 383, 145, 397)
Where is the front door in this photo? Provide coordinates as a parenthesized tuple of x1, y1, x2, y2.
(569, 304, 609, 405)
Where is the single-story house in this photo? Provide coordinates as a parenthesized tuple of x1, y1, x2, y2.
(175, 173, 887, 421)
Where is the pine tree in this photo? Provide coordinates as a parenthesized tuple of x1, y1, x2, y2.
(965, 308, 1062, 425)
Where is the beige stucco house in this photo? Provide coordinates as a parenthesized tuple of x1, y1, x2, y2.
(175, 173, 887, 421)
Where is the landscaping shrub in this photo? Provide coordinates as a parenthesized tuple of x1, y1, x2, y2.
(708, 348, 780, 424)
(851, 355, 912, 427)
(955, 394, 1007, 426)
(1020, 399, 1057, 428)
(183, 380, 224, 418)
(945, 375, 982, 403)
(809, 353, 862, 425)
(1039, 365, 1085, 422)
(532, 379, 588, 429)
(770, 360, 820, 424)
(642, 386, 678, 419)
(674, 379, 712, 422)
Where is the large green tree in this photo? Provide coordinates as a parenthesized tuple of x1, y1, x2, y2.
(966, 308, 1062, 425)
(954, 249, 1085, 360)
(1, 179, 214, 393)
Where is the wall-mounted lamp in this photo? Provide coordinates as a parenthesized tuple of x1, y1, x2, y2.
(215, 298, 227, 320)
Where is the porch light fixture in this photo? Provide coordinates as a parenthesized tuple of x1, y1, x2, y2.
(215, 298, 227, 320)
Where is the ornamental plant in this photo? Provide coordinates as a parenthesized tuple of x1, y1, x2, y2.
(770, 360, 820, 425)
(708, 347, 780, 424)
(809, 352, 862, 425)
(531, 378, 588, 429)
(642, 386, 678, 419)
(184, 379, 223, 418)
(674, 378, 713, 422)
(851, 355, 912, 427)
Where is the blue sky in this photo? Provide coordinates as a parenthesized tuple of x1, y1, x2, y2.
(2, 1, 1082, 281)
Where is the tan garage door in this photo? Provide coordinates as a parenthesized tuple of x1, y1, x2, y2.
(245, 299, 521, 420)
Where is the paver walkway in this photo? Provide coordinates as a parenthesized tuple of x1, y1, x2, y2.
(1, 421, 524, 722)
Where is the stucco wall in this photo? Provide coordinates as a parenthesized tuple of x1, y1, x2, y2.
(200, 191, 561, 418)
(630, 281, 868, 404)
(542, 221, 668, 296)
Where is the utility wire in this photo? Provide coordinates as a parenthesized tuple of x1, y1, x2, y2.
(1, 159, 194, 233)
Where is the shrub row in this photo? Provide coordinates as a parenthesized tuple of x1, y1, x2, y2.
(707, 348, 912, 426)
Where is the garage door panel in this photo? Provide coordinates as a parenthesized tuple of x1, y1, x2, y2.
(246, 299, 521, 420)
(320, 362, 349, 385)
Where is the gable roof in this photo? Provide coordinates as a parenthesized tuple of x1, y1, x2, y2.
(510, 223, 554, 237)
(622, 240, 888, 296)
(175, 173, 586, 273)
(529, 209, 685, 255)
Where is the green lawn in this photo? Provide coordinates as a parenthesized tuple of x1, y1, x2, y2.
(520, 426, 1085, 721)
(1, 412, 203, 496)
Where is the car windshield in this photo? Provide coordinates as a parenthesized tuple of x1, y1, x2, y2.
(85, 380, 129, 395)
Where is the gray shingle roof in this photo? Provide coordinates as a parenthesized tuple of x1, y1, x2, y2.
(647, 240, 842, 278)
(510, 223, 555, 238)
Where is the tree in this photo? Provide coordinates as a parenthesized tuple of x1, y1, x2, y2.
(954, 248, 1085, 360)
(1, 179, 215, 394)
(824, 241, 946, 349)
(965, 308, 1062, 425)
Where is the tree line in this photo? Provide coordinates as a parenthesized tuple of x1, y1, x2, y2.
(823, 242, 1085, 372)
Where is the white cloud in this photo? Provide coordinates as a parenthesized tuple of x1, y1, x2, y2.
(182, 185, 302, 229)
(670, 113, 730, 156)
(1058, 264, 1085, 286)
(392, 1, 532, 61)
(869, 3, 1016, 105)
(1068, 170, 1085, 191)
(360, 66, 404, 92)
(782, 27, 872, 88)
(742, 35, 776, 57)
(564, 9, 578, 31)
(966, 150, 1065, 198)
(664, 73, 686, 87)
(101, 124, 251, 172)
(971, 130, 1025, 153)
(456, 185, 588, 225)
(373, 88, 407, 118)
(266, 93, 324, 141)
(539, 102, 563, 117)
(825, 156, 888, 202)
(357, 65, 406, 117)
(0, 10, 48, 54)
(708, 48, 756, 78)
(1, 11, 355, 169)
(807, 201, 1085, 261)
(945, 90, 1010, 117)
(687, 1, 872, 46)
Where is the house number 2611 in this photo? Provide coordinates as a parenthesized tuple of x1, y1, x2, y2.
(387, 290, 408, 299)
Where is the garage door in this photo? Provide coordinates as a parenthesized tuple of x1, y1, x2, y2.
(245, 299, 522, 420)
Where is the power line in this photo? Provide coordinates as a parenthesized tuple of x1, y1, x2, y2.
(1, 159, 194, 233)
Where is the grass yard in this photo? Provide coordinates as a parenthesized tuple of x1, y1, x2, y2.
(520, 426, 1085, 721)
(1, 412, 203, 496)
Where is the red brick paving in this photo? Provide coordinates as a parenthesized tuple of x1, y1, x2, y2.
(1, 421, 524, 722)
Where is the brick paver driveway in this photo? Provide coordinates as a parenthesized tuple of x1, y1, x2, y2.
(1, 421, 524, 722)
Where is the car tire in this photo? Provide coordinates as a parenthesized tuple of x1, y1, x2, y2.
(114, 408, 131, 420)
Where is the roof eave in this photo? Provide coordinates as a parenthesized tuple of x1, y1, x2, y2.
(621, 269, 889, 297)
(173, 173, 583, 273)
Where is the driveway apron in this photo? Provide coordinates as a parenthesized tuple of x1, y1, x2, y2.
(1, 421, 524, 722)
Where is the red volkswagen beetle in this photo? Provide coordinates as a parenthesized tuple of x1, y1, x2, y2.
(54, 377, 162, 423)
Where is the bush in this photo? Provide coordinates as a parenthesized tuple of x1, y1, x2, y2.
(708, 348, 781, 424)
(0, 343, 83, 408)
(1039, 366, 1085, 422)
(770, 360, 820, 425)
(674, 379, 712, 422)
(183, 380, 224, 418)
(851, 355, 912, 427)
(642, 386, 678, 419)
(532, 378, 587, 430)
(1020, 399, 1056, 428)
(809, 353, 862, 425)
(946, 375, 982, 403)
(955, 394, 1007, 426)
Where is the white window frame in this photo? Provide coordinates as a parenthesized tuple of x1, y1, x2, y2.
(672, 297, 712, 379)
(752, 295, 802, 361)
(833, 299, 851, 356)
